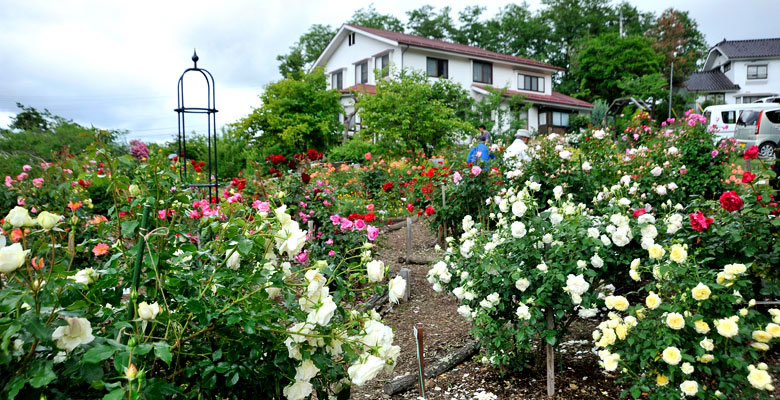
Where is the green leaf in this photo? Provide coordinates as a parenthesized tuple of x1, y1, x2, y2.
(134, 343, 153, 355)
(545, 334, 557, 346)
(237, 238, 253, 256)
(103, 388, 126, 400)
(154, 342, 172, 365)
(4, 375, 25, 400)
(121, 220, 140, 236)
(630, 386, 641, 399)
(80, 362, 104, 384)
(27, 360, 56, 388)
(83, 345, 116, 364)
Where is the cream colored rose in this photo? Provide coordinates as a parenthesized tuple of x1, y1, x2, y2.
(645, 292, 661, 310)
(5, 206, 35, 227)
(307, 296, 336, 326)
(283, 380, 313, 400)
(615, 324, 627, 340)
(751, 342, 770, 351)
(606, 295, 629, 311)
(72, 268, 99, 285)
(366, 260, 385, 283)
(715, 318, 739, 338)
(700, 338, 714, 351)
(0, 243, 29, 273)
(647, 244, 665, 259)
(752, 330, 772, 343)
(666, 313, 685, 330)
(348, 354, 385, 386)
(294, 359, 319, 382)
(681, 362, 694, 374)
(694, 320, 710, 334)
(691, 283, 711, 301)
(137, 301, 160, 320)
(697, 354, 714, 363)
(656, 374, 669, 386)
(51, 317, 95, 352)
(748, 366, 773, 390)
(36, 211, 61, 230)
(225, 249, 241, 270)
(669, 244, 687, 263)
(388, 275, 406, 304)
(680, 380, 698, 397)
(662, 346, 681, 365)
(766, 323, 780, 338)
(128, 184, 141, 197)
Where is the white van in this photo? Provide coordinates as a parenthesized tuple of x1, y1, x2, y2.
(703, 103, 780, 142)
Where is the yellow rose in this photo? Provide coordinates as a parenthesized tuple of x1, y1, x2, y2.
(697, 354, 714, 363)
(662, 346, 682, 365)
(748, 366, 773, 390)
(694, 320, 710, 334)
(611, 296, 629, 311)
(715, 318, 739, 338)
(751, 342, 770, 351)
(615, 324, 627, 340)
(752, 330, 772, 343)
(691, 283, 711, 301)
(647, 244, 665, 259)
(656, 374, 669, 386)
(766, 323, 780, 338)
(669, 244, 687, 263)
(716, 272, 726, 284)
(666, 313, 685, 330)
(680, 380, 698, 397)
(645, 292, 661, 310)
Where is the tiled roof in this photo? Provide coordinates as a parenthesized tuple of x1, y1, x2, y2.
(684, 70, 740, 92)
(472, 84, 594, 109)
(714, 38, 780, 59)
(339, 83, 376, 95)
(347, 24, 564, 72)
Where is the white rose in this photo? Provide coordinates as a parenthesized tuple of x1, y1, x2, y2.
(348, 355, 385, 386)
(550, 213, 563, 225)
(366, 260, 385, 283)
(578, 308, 598, 318)
(680, 380, 698, 397)
(275, 221, 307, 258)
(582, 161, 592, 171)
(73, 268, 99, 285)
(593, 129, 605, 139)
(36, 211, 61, 230)
(536, 263, 548, 272)
(388, 276, 406, 304)
(542, 233, 553, 244)
(640, 225, 657, 239)
(457, 305, 473, 320)
(553, 186, 563, 199)
(225, 249, 241, 270)
(656, 185, 667, 196)
(590, 254, 604, 268)
(651, 166, 663, 177)
(294, 359, 320, 382)
(516, 304, 531, 320)
(510, 221, 526, 238)
(137, 301, 160, 320)
(5, 206, 35, 227)
(515, 278, 530, 292)
(283, 380, 313, 400)
(512, 201, 527, 217)
(587, 228, 599, 238)
(307, 296, 337, 326)
(0, 243, 29, 273)
(560, 150, 571, 160)
(51, 317, 95, 352)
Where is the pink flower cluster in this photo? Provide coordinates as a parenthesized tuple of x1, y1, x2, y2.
(188, 199, 224, 220)
(328, 215, 380, 241)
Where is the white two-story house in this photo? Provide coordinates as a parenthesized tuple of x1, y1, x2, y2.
(312, 24, 593, 135)
(685, 37, 780, 105)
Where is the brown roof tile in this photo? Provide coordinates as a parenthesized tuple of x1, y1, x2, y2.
(473, 84, 594, 109)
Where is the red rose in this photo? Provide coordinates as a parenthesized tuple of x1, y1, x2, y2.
(424, 205, 436, 216)
(406, 203, 414, 213)
(742, 171, 756, 183)
(382, 182, 394, 192)
(689, 211, 714, 232)
(719, 191, 743, 212)
(301, 172, 311, 184)
(744, 145, 759, 160)
(632, 208, 646, 218)
(364, 212, 375, 222)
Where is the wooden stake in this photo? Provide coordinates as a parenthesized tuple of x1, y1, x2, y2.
(406, 217, 412, 262)
(440, 185, 447, 246)
(400, 268, 411, 302)
(414, 323, 426, 398)
(546, 308, 555, 397)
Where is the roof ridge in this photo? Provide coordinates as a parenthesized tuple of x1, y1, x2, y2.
(718, 37, 780, 43)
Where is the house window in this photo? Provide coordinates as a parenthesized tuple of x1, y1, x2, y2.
(375, 54, 390, 78)
(539, 112, 547, 126)
(426, 57, 448, 78)
(355, 61, 368, 84)
(742, 95, 765, 103)
(747, 65, 767, 80)
(518, 74, 544, 92)
(722, 62, 731, 72)
(348, 32, 356, 46)
(552, 111, 569, 127)
(473, 61, 492, 84)
(331, 71, 343, 90)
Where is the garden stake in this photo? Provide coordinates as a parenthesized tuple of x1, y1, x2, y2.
(406, 217, 412, 263)
(546, 308, 555, 397)
(413, 323, 426, 398)
(440, 185, 446, 246)
(127, 204, 151, 321)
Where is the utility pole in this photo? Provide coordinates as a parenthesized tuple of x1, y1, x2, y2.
(668, 52, 675, 120)
(619, 8, 624, 38)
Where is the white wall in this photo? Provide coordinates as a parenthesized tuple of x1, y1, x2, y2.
(731, 59, 780, 101)
(324, 32, 396, 89)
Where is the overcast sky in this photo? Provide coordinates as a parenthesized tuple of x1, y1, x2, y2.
(1, 0, 778, 143)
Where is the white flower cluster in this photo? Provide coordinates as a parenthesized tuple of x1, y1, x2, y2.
(274, 205, 307, 258)
(480, 292, 500, 309)
(716, 263, 747, 286)
(427, 261, 452, 292)
(563, 274, 589, 305)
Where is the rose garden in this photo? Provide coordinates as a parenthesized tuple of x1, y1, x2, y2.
(1, 106, 779, 400)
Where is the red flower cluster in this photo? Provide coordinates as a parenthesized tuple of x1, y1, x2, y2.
(689, 211, 713, 232)
(266, 154, 287, 164)
(424, 205, 435, 216)
(307, 148, 323, 161)
(301, 172, 311, 184)
(78, 179, 91, 188)
(632, 208, 646, 218)
(190, 159, 206, 173)
(742, 171, 756, 183)
(383, 182, 394, 192)
(230, 177, 247, 191)
(347, 212, 375, 222)
(268, 167, 282, 178)
(719, 191, 743, 212)
(743, 145, 759, 160)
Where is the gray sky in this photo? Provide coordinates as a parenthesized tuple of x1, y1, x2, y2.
(1, 0, 778, 143)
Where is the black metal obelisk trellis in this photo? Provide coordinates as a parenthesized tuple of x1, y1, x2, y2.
(175, 50, 219, 201)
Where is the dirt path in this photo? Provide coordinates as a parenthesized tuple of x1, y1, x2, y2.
(353, 220, 780, 399)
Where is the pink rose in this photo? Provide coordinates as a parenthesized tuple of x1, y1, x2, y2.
(328, 250, 336, 256)
(22, 165, 32, 171)
(355, 219, 366, 230)
(16, 173, 28, 181)
(5, 176, 14, 187)
(367, 225, 379, 241)
(364, 152, 372, 161)
(17, 197, 25, 206)
(470, 166, 482, 176)
(158, 210, 167, 219)
(366, 204, 374, 211)
(326, 238, 333, 245)
(330, 215, 341, 225)
(340, 217, 353, 231)
(453, 171, 462, 184)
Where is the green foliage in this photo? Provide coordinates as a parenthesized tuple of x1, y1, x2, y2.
(232, 68, 343, 155)
(405, 5, 455, 40)
(646, 8, 708, 85)
(570, 33, 664, 102)
(590, 99, 609, 127)
(468, 86, 530, 144)
(326, 137, 375, 163)
(358, 70, 473, 157)
(276, 24, 336, 79)
(348, 4, 404, 32)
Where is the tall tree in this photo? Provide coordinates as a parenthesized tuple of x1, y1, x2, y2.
(539, 0, 614, 69)
(358, 70, 472, 157)
(276, 24, 337, 79)
(231, 68, 343, 153)
(489, 3, 551, 59)
(569, 33, 663, 102)
(406, 5, 455, 40)
(348, 3, 405, 32)
(646, 8, 707, 85)
(606, 2, 655, 37)
(449, 6, 490, 47)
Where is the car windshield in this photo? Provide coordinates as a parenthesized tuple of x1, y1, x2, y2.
(737, 110, 761, 126)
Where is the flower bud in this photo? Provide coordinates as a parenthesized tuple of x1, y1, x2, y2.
(125, 363, 138, 380)
(128, 184, 141, 197)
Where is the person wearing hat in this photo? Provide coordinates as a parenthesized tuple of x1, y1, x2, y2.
(504, 129, 531, 166)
